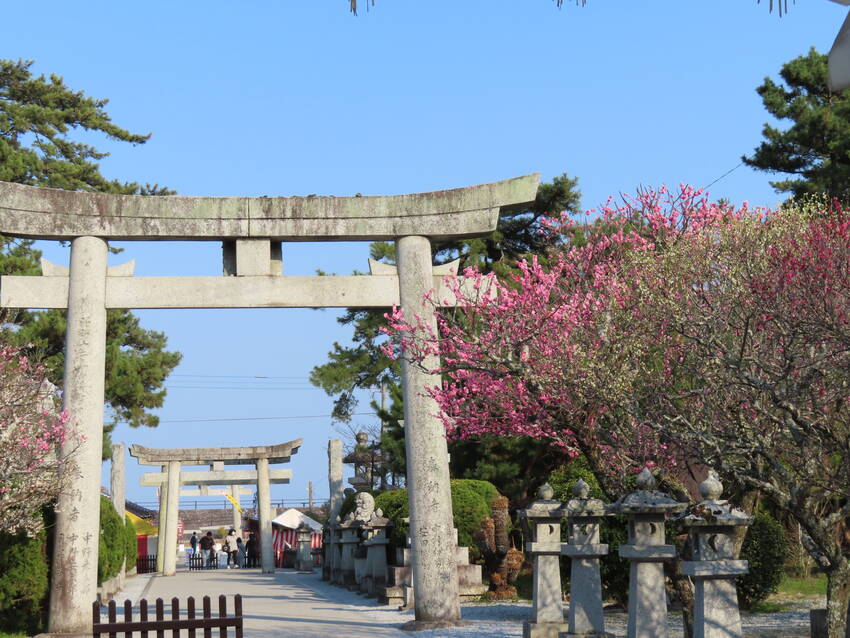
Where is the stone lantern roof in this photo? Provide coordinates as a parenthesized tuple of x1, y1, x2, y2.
(612, 468, 687, 515)
(679, 471, 753, 527)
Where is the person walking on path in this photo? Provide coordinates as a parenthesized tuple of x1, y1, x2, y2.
(245, 532, 257, 568)
(225, 529, 239, 568)
(199, 531, 214, 567)
(189, 532, 198, 557)
(236, 536, 246, 568)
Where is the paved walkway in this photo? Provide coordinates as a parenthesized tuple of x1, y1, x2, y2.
(121, 567, 410, 638)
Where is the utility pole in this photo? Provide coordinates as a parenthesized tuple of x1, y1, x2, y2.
(308, 481, 314, 510)
(379, 380, 388, 490)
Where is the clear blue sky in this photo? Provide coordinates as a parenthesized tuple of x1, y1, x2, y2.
(1, 1, 843, 507)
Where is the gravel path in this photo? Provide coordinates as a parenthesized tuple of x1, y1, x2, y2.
(299, 576, 817, 638)
(115, 568, 819, 638)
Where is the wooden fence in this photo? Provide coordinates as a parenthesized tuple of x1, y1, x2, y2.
(92, 595, 242, 638)
(136, 555, 157, 574)
(188, 554, 220, 570)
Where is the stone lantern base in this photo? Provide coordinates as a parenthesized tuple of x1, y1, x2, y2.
(522, 620, 569, 638)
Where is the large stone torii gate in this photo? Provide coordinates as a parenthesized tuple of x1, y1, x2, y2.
(0, 174, 539, 633)
(131, 440, 301, 576)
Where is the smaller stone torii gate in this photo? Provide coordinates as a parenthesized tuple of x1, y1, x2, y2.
(131, 440, 301, 575)
(0, 174, 538, 633)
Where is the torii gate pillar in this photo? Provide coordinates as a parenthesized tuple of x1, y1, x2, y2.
(397, 235, 461, 625)
(48, 236, 108, 634)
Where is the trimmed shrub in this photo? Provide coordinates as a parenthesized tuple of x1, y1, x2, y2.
(0, 525, 49, 634)
(450, 480, 491, 553)
(737, 511, 788, 609)
(98, 496, 124, 584)
(373, 489, 409, 549)
(461, 480, 500, 512)
(371, 480, 497, 561)
(124, 515, 138, 570)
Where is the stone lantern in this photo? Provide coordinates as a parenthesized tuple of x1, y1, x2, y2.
(613, 468, 687, 638)
(361, 509, 392, 597)
(679, 471, 752, 638)
(295, 523, 314, 572)
(523, 483, 568, 638)
(562, 479, 609, 637)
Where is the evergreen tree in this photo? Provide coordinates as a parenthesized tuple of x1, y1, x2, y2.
(0, 59, 181, 453)
(311, 174, 581, 501)
(743, 48, 850, 201)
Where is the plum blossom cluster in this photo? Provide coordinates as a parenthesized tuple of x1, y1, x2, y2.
(0, 346, 76, 536)
(383, 185, 745, 493)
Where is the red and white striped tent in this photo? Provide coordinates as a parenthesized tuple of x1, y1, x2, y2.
(271, 508, 323, 552)
(272, 526, 323, 553)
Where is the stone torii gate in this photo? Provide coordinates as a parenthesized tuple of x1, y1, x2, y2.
(131, 440, 301, 576)
(0, 174, 539, 633)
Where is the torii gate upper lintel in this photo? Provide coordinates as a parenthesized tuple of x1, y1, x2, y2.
(0, 174, 539, 241)
(0, 174, 540, 633)
(129, 438, 303, 466)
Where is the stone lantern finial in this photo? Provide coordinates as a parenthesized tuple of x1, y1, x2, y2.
(699, 470, 724, 502)
(572, 479, 590, 499)
(538, 483, 555, 500)
(635, 467, 656, 491)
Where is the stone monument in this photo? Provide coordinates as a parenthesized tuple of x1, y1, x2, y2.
(323, 439, 344, 581)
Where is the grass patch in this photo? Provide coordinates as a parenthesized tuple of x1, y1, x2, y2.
(747, 600, 788, 614)
(0, 633, 29, 638)
(777, 574, 827, 597)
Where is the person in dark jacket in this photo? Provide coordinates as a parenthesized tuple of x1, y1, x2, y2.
(245, 533, 257, 568)
(199, 531, 215, 566)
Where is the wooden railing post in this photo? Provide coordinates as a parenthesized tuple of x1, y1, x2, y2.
(140, 599, 149, 638)
(155, 598, 164, 638)
(203, 596, 212, 638)
(188, 596, 196, 638)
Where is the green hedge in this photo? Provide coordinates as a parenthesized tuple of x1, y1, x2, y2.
(737, 511, 788, 609)
(124, 515, 138, 570)
(0, 524, 48, 634)
(98, 496, 125, 584)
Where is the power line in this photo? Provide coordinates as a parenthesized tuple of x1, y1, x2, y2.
(165, 385, 319, 391)
(703, 162, 743, 191)
(160, 412, 375, 424)
(173, 374, 310, 380)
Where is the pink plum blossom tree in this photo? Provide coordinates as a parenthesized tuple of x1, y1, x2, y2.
(384, 188, 850, 637)
(0, 346, 75, 536)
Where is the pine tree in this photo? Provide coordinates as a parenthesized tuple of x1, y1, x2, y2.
(0, 59, 181, 454)
(743, 48, 850, 201)
(310, 174, 581, 501)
